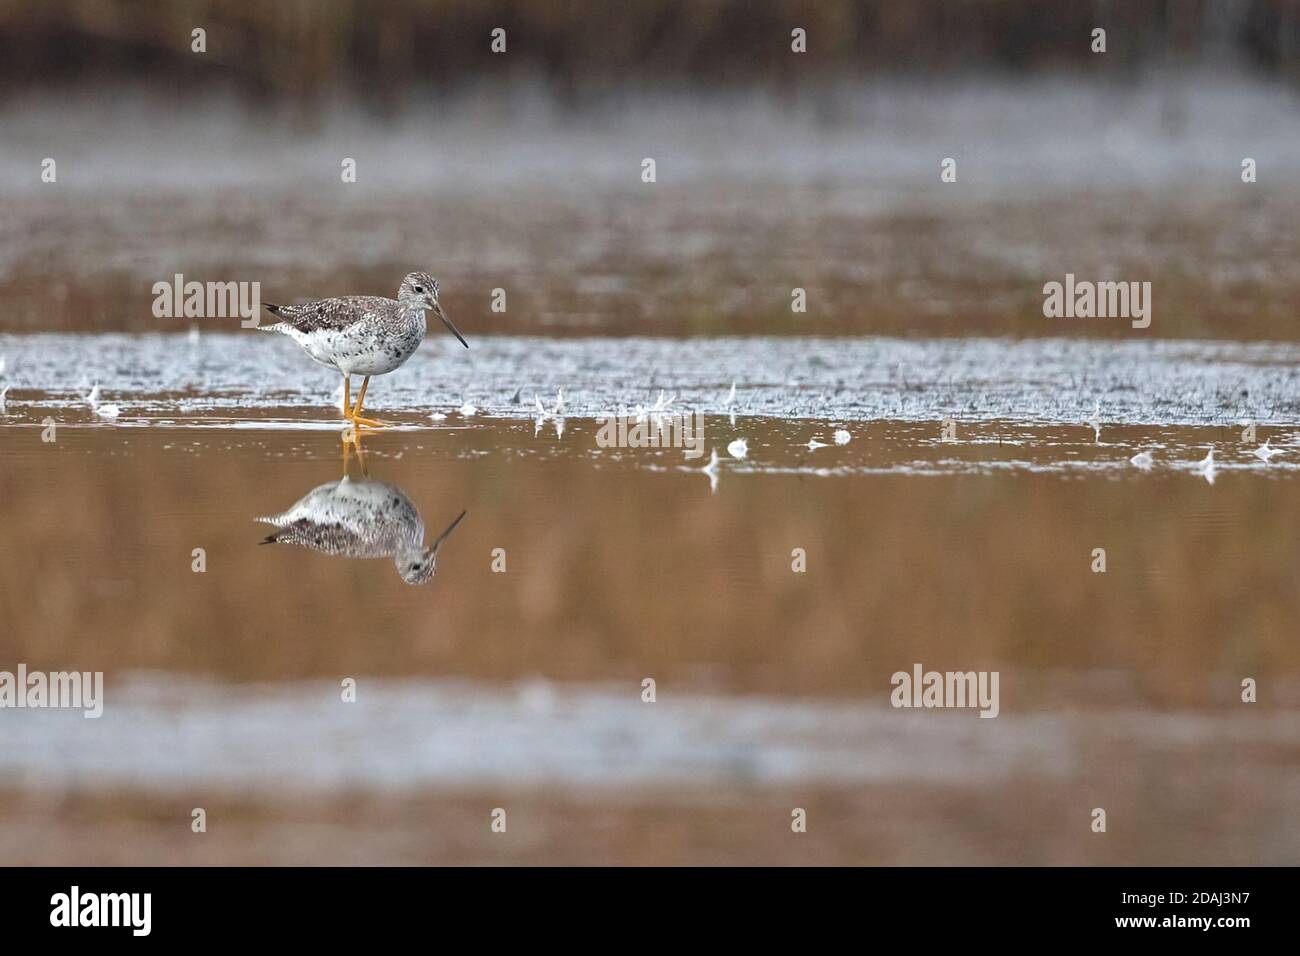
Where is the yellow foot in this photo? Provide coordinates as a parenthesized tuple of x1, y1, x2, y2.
(348, 415, 389, 429)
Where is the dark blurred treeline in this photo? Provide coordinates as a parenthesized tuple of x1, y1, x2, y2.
(1, 0, 1299, 105)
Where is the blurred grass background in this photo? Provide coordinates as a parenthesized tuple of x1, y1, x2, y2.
(2, 0, 1300, 108)
(4, 1, 1300, 337)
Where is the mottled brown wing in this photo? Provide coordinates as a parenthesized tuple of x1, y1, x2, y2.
(264, 296, 393, 333)
(260, 520, 358, 555)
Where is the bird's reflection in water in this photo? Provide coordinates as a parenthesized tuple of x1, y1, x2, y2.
(258, 440, 466, 585)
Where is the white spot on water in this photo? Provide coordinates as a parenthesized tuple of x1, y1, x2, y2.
(1195, 448, 1216, 484)
(1253, 440, 1280, 462)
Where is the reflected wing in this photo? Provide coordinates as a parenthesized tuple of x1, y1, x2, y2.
(260, 520, 359, 555)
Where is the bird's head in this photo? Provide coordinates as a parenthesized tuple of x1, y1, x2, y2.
(396, 548, 439, 586)
(399, 271, 467, 348)
(394, 509, 467, 586)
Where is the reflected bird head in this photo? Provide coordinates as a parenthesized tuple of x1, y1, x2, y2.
(396, 509, 467, 585)
(397, 550, 438, 586)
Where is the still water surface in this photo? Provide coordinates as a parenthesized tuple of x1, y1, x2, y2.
(0, 333, 1297, 863)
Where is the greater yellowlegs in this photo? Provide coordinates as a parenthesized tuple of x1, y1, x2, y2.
(258, 473, 467, 585)
(261, 271, 468, 428)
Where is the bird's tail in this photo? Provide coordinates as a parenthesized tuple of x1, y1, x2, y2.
(256, 509, 290, 526)
(259, 303, 288, 332)
(257, 522, 293, 544)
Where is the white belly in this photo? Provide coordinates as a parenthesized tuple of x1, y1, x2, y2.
(293, 324, 424, 376)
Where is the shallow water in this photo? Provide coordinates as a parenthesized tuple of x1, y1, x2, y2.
(1, 334, 1298, 862)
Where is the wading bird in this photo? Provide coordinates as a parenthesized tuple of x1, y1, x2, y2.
(261, 271, 468, 429)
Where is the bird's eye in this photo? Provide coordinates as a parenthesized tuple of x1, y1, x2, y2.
(414, 285, 424, 294)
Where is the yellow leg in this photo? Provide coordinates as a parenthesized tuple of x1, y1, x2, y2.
(339, 374, 370, 444)
(348, 375, 388, 428)
(352, 376, 369, 415)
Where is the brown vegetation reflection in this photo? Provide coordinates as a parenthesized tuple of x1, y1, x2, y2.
(1, 422, 1298, 864)
(2, 423, 1296, 704)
